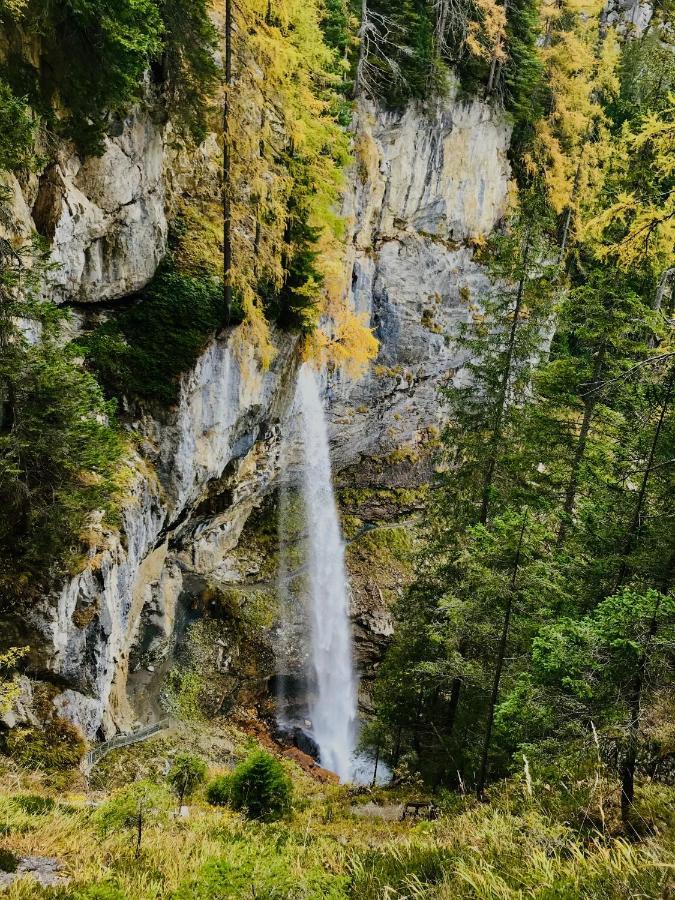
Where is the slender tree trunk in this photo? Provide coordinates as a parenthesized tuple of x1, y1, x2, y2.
(650, 268, 674, 348)
(480, 237, 530, 524)
(557, 347, 606, 546)
(371, 743, 380, 787)
(486, 0, 509, 95)
(558, 147, 588, 265)
(135, 801, 143, 858)
(615, 367, 674, 589)
(447, 677, 461, 736)
(486, 55, 499, 95)
(476, 516, 527, 799)
(392, 725, 402, 769)
(652, 268, 674, 314)
(223, 0, 233, 324)
(621, 596, 661, 824)
(354, 0, 368, 99)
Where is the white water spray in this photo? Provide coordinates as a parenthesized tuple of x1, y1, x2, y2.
(296, 365, 358, 781)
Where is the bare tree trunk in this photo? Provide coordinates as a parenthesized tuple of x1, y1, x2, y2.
(621, 596, 661, 825)
(650, 268, 675, 347)
(371, 743, 380, 787)
(354, 0, 368, 99)
(615, 366, 674, 589)
(486, 0, 509, 96)
(557, 347, 606, 546)
(486, 54, 499, 95)
(476, 516, 527, 799)
(223, 0, 233, 324)
(479, 236, 530, 524)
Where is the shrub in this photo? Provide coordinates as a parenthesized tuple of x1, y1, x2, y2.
(69, 884, 126, 900)
(167, 753, 207, 807)
(228, 751, 292, 822)
(0, 847, 18, 873)
(12, 794, 55, 815)
(174, 842, 346, 899)
(94, 780, 172, 835)
(206, 775, 231, 807)
(4, 719, 86, 770)
(0, 78, 36, 171)
(0, 242, 123, 600)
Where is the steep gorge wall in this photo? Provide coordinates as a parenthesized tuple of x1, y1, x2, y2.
(2, 88, 511, 739)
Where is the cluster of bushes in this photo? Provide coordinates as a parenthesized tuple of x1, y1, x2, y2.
(91, 748, 291, 853)
(343, 0, 542, 133)
(0, 231, 124, 601)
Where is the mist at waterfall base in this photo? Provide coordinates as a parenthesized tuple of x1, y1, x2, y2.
(275, 365, 389, 785)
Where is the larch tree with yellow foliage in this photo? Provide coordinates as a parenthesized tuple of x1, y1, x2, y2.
(222, 0, 377, 376)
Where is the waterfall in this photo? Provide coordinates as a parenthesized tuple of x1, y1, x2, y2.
(293, 365, 358, 781)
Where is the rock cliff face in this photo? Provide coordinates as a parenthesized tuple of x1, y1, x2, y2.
(4, 89, 511, 738)
(7, 110, 167, 304)
(327, 92, 511, 463)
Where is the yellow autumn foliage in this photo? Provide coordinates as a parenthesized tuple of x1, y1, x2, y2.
(224, 0, 376, 378)
(465, 0, 508, 63)
(532, 0, 618, 233)
(586, 100, 675, 271)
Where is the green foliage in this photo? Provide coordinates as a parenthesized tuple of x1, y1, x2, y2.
(0, 78, 37, 171)
(4, 718, 86, 770)
(501, 0, 544, 135)
(350, 844, 450, 898)
(29, 0, 162, 155)
(321, 0, 351, 59)
(79, 263, 225, 404)
(611, 30, 675, 123)
(167, 753, 207, 804)
(205, 775, 231, 807)
(359, 0, 448, 107)
(1, 0, 218, 157)
(0, 647, 27, 714)
(94, 780, 172, 834)
(534, 589, 675, 718)
(0, 213, 123, 598)
(227, 751, 293, 822)
(154, 0, 218, 143)
(69, 886, 126, 900)
(0, 847, 18, 873)
(174, 840, 347, 899)
(162, 668, 206, 723)
(11, 793, 56, 815)
(356, 0, 543, 136)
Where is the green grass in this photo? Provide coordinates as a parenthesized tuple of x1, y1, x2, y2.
(0, 720, 673, 899)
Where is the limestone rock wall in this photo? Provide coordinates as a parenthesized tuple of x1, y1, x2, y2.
(327, 90, 511, 463)
(6, 108, 167, 304)
(28, 334, 298, 738)
(4, 87, 512, 738)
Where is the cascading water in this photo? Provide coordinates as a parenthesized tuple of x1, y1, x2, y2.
(292, 365, 358, 781)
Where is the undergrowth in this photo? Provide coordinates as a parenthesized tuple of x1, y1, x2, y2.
(0, 720, 672, 899)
